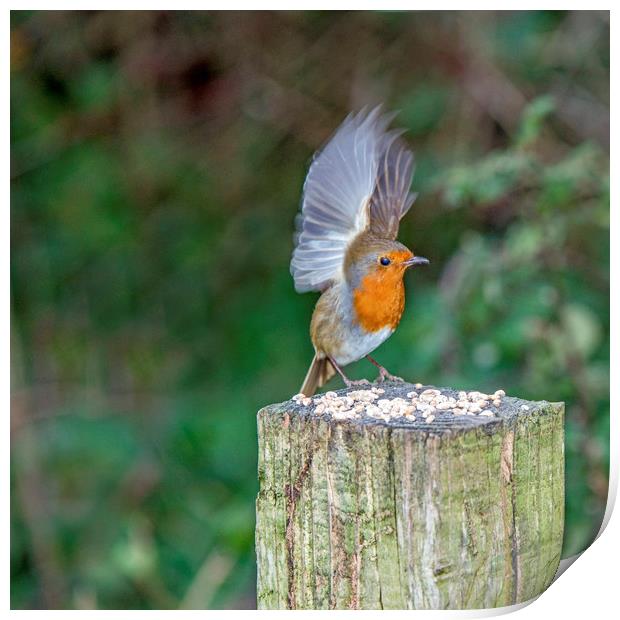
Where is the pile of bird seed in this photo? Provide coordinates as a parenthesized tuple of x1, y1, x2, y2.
(292, 386, 506, 423)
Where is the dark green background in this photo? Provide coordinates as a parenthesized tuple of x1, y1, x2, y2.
(11, 10, 609, 609)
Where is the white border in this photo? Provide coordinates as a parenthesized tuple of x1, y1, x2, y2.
(6, 4, 615, 617)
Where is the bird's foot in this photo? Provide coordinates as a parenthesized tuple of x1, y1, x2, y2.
(345, 378, 371, 388)
(365, 355, 403, 384)
(326, 355, 371, 390)
(375, 367, 404, 383)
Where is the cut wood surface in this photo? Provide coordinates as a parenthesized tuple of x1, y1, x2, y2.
(255, 382, 564, 610)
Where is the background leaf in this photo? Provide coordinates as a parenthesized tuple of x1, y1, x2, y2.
(11, 10, 609, 610)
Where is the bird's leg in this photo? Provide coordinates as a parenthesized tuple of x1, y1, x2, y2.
(366, 355, 404, 383)
(327, 355, 371, 388)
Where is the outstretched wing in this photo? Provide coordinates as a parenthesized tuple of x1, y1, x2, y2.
(368, 130, 417, 240)
(290, 106, 415, 293)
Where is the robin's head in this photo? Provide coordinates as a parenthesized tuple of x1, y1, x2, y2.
(344, 234, 429, 290)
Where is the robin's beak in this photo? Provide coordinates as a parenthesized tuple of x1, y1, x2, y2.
(404, 256, 430, 268)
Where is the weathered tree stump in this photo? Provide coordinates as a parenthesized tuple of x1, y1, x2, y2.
(255, 382, 564, 610)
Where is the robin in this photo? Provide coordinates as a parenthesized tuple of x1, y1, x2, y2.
(291, 106, 429, 396)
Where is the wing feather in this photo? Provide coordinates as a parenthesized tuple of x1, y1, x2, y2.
(290, 106, 416, 292)
(368, 130, 417, 239)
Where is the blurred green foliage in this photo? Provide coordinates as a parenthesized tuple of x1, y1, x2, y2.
(11, 10, 609, 610)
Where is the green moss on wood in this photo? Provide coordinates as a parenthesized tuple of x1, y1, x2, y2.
(256, 384, 564, 610)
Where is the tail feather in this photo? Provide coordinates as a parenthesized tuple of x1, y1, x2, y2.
(299, 354, 336, 396)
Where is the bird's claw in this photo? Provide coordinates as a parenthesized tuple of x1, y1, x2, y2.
(376, 369, 404, 383)
(345, 378, 371, 388)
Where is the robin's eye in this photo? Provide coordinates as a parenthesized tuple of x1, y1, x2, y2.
(380, 256, 391, 266)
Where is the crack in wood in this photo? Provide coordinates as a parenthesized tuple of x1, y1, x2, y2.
(500, 429, 521, 605)
(285, 448, 314, 609)
(257, 390, 564, 609)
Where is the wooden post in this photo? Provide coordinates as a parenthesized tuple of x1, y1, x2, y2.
(255, 382, 564, 610)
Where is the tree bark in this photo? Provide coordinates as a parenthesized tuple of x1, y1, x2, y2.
(255, 382, 564, 610)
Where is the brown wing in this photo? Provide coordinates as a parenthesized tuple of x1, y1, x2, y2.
(368, 130, 417, 240)
(291, 106, 416, 293)
(290, 107, 390, 293)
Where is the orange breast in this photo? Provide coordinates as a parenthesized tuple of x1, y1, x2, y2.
(353, 269, 406, 333)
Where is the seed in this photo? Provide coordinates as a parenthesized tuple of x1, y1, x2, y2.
(426, 415, 436, 423)
(468, 404, 481, 413)
(301, 397, 312, 407)
(480, 410, 494, 417)
(493, 399, 501, 407)
(494, 389, 506, 398)
(453, 408, 466, 416)
(355, 391, 378, 401)
(521, 405, 530, 411)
